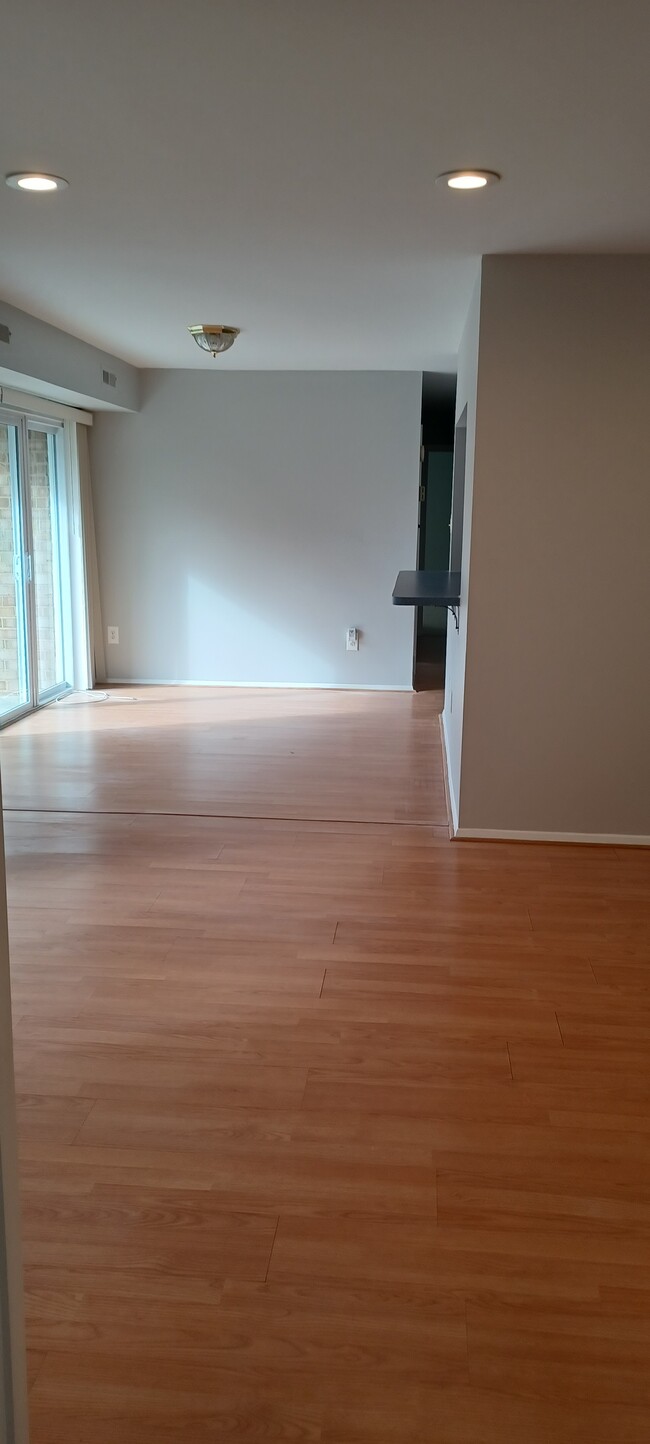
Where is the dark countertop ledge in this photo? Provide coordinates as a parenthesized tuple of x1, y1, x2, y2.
(392, 570, 461, 606)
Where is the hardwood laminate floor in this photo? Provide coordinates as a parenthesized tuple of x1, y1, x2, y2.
(0, 685, 448, 824)
(2, 686, 650, 1443)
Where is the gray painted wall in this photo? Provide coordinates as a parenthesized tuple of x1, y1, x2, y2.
(452, 255, 650, 840)
(0, 301, 140, 412)
(90, 371, 421, 688)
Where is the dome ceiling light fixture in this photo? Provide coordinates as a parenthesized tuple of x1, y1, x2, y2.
(436, 169, 501, 190)
(188, 324, 240, 357)
(5, 172, 69, 192)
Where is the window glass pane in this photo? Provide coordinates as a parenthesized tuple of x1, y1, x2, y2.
(0, 424, 30, 719)
(28, 428, 66, 698)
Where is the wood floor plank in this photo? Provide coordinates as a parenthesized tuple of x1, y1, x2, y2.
(268, 1214, 442, 1288)
(21, 1192, 278, 1290)
(13, 1041, 310, 1108)
(26, 1350, 47, 1391)
(29, 1351, 323, 1444)
(16, 1093, 96, 1144)
(25, 1277, 467, 1382)
(467, 1296, 650, 1404)
(12, 1015, 510, 1077)
(437, 1171, 650, 1238)
(322, 1390, 650, 1443)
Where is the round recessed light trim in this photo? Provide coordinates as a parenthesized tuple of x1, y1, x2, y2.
(5, 172, 69, 192)
(436, 169, 501, 190)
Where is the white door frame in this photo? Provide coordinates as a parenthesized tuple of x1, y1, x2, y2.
(0, 778, 29, 1444)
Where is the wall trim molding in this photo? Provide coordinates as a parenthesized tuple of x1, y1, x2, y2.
(0, 386, 92, 425)
(103, 678, 414, 692)
(439, 710, 459, 836)
(455, 826, 650, 848)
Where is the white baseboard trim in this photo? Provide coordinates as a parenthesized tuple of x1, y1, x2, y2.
(455, 827, 650, 847)
(103, 679, 413, 692)
(439, 710, 459, 836)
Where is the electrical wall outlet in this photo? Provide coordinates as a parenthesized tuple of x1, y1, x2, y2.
(107, 626, 119, 645)
(346, 627, 360, 652)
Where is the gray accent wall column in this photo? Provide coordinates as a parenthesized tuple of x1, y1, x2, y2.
(447, 254, 650, 842)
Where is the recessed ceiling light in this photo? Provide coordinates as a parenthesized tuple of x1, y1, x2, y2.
(436, 170, 501, 190)
(5, 172, 69, 192)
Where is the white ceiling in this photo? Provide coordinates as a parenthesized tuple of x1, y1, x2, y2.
(1, 0, 649, 370)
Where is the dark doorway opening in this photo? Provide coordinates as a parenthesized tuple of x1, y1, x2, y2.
(414, 372, 457, 691)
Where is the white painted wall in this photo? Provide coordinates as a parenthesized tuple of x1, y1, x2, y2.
(450, 255, 650, 842)
(90, 371, 422, 688)
(0, 788, 29, 1444)
(441, 276, 482, 828)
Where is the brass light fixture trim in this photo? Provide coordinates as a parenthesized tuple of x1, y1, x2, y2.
(188, 324, 240, 356)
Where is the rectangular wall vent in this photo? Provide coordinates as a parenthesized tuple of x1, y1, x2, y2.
(0, 324, 11, 345)
(102, 368, 117, 388)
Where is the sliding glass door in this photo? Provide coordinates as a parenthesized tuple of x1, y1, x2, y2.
(0, 411, 73, 725)
(27, 425, 71, 703)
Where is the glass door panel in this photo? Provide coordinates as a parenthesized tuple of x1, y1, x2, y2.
(27, 427, 69, 701)
(0, 423, 31, 721)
